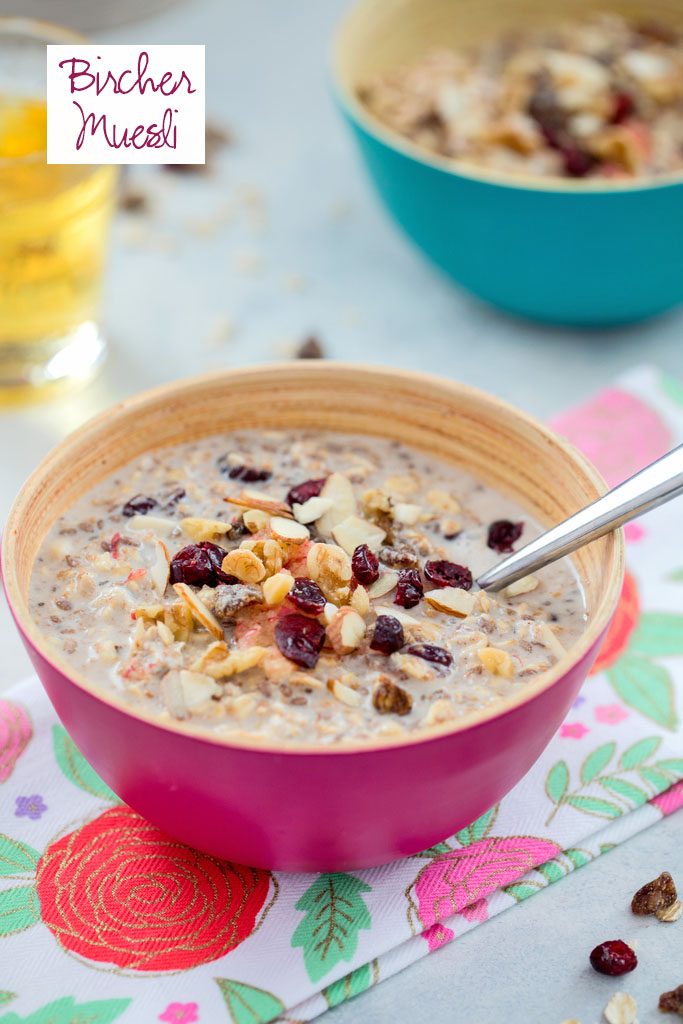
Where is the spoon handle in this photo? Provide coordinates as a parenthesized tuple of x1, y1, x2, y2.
(477, 444, 683, 593)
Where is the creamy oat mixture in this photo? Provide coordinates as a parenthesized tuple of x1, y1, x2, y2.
(30, 431, 586, 745)
(360, 14, 683, 179)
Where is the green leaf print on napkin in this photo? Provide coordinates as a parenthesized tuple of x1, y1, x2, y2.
(607, 655, 678, 731)
(51, 726, 118, 802)
(215, 980, 285, 1024)
(0, 836, 39, 878)
(0, 886, 40, 937)
(454, 805, 498, 847)
(0, 996, 15, 1009)
(661, 371, 683, 407)
(630, 613, 683, 657)
(544, 736, 682, 825)
(323, 960, 378, 1008)
(505, 844, 614, 903)
(292, 873, 372, 983)
(0, 996, 131, 1024)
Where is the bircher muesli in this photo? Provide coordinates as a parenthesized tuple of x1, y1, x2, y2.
(360, 13, 683, 180)
(30, 431, 586, 744)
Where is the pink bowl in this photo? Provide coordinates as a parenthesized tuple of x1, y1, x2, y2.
(1, 364, 623, 871)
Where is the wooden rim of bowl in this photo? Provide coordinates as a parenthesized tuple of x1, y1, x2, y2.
(2, 362, 624, 755)
(331, 0, 683, 195)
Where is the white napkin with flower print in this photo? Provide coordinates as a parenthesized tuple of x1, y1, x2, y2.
(1, 365, 682, 1024)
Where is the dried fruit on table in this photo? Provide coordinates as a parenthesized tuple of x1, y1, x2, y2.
(394, 568, 424, 608)
(589, 940, 637, 976)
(487, 519, 524, 553)
(631, 871, 677, 916)
(424, 559, 473, 591)
(659, 984, 683, 1015)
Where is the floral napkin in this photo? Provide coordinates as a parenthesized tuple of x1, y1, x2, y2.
(1, 365, 682, 1024)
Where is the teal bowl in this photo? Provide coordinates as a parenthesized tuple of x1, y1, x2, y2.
(332, 0, 683, 327)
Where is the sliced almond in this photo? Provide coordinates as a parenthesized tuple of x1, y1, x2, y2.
(478, 646, 515, 678)
(425, 587, 476, 617)
(127, 514, 178, 535)
(270, 516, 310, 544)
(315, 474, 358, 536)
(149, 539, 170, 596)
(537, 621, 567, 660)
(350, 584, 370, 616)
(230, 693, 258, 720)
(423, 698, 456, 725)
(160, 671, 187, 719)
(290, 671, 324, 689)
(656, 899, 682, 922)
(224, 491, 293, 518)
(179, 669, 220, 709)
(366, 571, 399, 599)
(332, 514, 386, 556)
(173, 582, 224, 639)
(322, 602, 338, 625)
(262, 571, 294, 606)
(603, 991, 637, 1024)
(156, 620, 175, 646)
(180, 517, 232, 542)
(292, 496, 333, 524)
(392, 502, 422, 526)
(374, 604, 420, 627)
(327, 607, 366, 655)
(327, 678, 362, 707)
(506, 575, 540, 597)
(243, 508, 271, 533)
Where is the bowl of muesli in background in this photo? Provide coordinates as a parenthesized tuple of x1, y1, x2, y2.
(1, 364, 623, 870)
(333, 0, 683, 326)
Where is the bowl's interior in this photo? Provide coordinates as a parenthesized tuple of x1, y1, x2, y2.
(333, 0, 683, 190)
(3, 364, 623, 746)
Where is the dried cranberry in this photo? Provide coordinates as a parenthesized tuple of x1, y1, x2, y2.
(406, 643, 453, 667)
(170, 542, 235, 587)
(424, 560, 472, 591)
(611, 91, 635, 124)
(288, 577, 326, 615)
(163, 488, 186, 511)
(394, 569, 423, 608)
(487, 520, 524, 553)
(589, 940, 637, 976)
(122, 494, 158, 518)
(216, 455, 271, 482)
(275, 613, 326, 669)
(229, 465, 272, 482)
(370, 615, 405, 655)
(286, 478, 326, 507)
(352, 544, 380, 586)
(562, 146, 596, 178)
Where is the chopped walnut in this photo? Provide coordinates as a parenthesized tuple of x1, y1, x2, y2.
(378, 544, 419, 569)
(212, 584, 263, 621)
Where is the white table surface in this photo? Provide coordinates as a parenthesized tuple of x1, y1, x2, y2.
(1, 0, 682, 1019)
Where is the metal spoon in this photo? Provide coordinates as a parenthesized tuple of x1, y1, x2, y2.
(477, 444, 683, 593)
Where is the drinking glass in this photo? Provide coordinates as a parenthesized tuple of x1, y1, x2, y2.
(0, 18, 117, 399)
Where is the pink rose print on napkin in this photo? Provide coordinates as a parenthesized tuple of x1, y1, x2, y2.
(560, 723, 589, 739)
(159, 1004, 199, 1024)
(0, 700, 32, 782)
(595, 704, 629, 725)
(407, 836, 560, 950)
(551, 389, 670, 487)
(651, 782, 683, 817)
